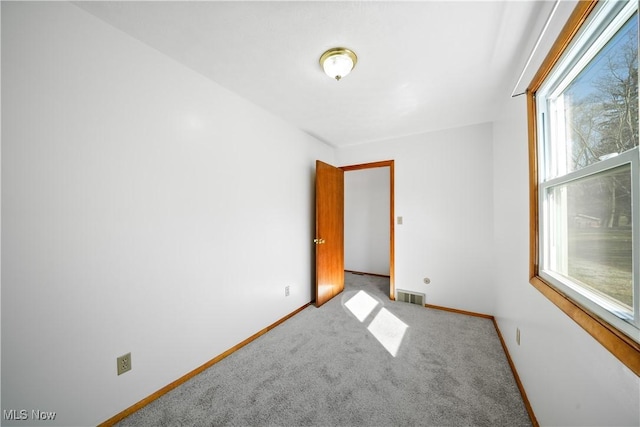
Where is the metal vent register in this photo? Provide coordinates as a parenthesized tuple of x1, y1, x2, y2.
(396, 290, 425, 306)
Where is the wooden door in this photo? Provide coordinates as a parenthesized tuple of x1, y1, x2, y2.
(315, 160, 344, 307)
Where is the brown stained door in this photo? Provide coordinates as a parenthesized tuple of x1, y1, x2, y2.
(315, 160, 344, 307)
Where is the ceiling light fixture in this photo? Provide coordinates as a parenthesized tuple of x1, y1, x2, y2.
(320, 47, 357, 81)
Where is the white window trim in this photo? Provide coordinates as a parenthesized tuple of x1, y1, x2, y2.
(538, 149, 639, 341)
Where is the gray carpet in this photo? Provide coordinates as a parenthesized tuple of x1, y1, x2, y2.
(117, 272, 531, 426)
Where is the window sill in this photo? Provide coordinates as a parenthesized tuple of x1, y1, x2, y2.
(530, 274, 640, 376)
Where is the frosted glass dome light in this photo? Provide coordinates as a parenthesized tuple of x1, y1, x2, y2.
(320, 48, 357, 81)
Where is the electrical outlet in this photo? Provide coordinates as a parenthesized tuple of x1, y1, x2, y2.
(516, 328, 521, 346)
(117, 352, 132, 375)
(285, 286, 290, 297)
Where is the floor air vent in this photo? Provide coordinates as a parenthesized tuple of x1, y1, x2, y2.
(396, 290, 425, 306)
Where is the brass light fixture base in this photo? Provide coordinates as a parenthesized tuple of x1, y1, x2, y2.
(319, 47, 358, 81)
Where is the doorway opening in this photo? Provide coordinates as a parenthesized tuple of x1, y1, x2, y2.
(341, 160, 395, 300)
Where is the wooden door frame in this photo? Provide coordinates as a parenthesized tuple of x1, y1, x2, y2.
(340, 160, 395, 301)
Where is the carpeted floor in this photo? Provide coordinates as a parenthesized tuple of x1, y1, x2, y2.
(117, 272, 531, 426)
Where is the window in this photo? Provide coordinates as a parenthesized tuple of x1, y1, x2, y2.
(529, 0, 639, 374)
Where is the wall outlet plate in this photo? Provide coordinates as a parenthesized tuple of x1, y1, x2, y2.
(117, 352, 132, 375)
(285, 285, 290, 297)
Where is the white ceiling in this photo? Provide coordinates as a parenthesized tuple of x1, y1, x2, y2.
(75, 1, 556, 147)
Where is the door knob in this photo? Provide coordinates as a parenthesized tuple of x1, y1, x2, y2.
(314, 238, 326, 244)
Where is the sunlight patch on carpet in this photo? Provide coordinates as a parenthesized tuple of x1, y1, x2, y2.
(367, 308, 408, 357)
(344, 290, 380, 322)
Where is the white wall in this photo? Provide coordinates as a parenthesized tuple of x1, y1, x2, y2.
(492, 96, 640, 426)
(337, 123, 495, 314)
(344, 168, 389, 275)
(1, 2, 333, 426)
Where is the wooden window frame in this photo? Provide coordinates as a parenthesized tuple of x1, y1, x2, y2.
(527, 0, 640, 376)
